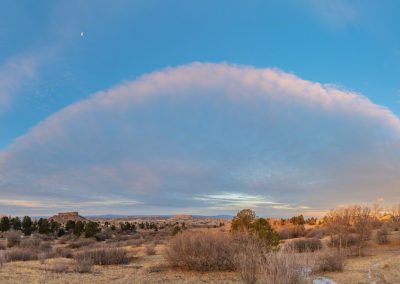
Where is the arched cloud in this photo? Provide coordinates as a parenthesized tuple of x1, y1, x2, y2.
(1, 62, 400, 215)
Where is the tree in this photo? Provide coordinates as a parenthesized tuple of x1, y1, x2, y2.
(57, 228, 65, 237)
(38, 218, 51, 234)
(22, 216, 33, 236)
(74, 221, 85, 236)
(0, 216, 10, 232)
(251, 218, 279, 249)
(65, 220, 76, 233)
(11, 217, 22, 230)
(84, 221, 100, 238)
(50, 220, 60, 234)
(231, 209, 256, 232)
(290, 215, 306, 225)
(352, 205, 373, 256)
(325, 207, 352, 255)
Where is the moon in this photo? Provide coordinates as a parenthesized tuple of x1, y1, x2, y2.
(80, 32, 84, 37)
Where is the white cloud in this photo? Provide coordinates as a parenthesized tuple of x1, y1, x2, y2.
(1, 62, 400, 215)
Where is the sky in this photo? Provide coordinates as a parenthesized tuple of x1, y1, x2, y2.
(1, 0, 400, 216)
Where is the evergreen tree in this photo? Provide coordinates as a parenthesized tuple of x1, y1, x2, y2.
(84, 221, 100, 238)
(22, 216, 33, 235)
(38, 218, 51, 234)
(11, 217, 22, 230)
(0, 216, 10, 232)
(65, 220, 76, 233)
(74, 221, 85, 236)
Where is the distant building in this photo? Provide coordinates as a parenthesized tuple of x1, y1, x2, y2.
(49, 212, 86, 224)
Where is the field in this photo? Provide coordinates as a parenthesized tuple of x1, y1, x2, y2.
(1, 209, 400, 284)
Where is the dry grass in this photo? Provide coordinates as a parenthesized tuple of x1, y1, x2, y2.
(0, 251, 4, 267)
(46, 262, 70, 273)
(145, 244, 157, 255)
(75, 257, 94, 273)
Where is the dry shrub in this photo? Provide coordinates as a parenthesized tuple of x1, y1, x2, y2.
(55, 247, 73, 258)
(20, 237, 41, 249)
(38, 250, 56, 263)
(5, 247, 38, 262)
(278, 225, 306, 239)
(67, 238, 95, 249)
(74, 247, 130, 265)
(165, 231, 236, 271)
(234, 236, 263, 284)
(376, 228, 390, 244)
(261, 248, 314, 284)
(318, 252, 344, 272)
(287, 238, 322, 253)
(5, 231, 21, 248)
(329, 233, 360, 249)
(58, 234, 76, 244)
(306, 227, 327, 239)
(40, 242, 52, 251)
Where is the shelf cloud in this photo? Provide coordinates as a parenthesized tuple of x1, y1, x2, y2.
(1, 62, 400, 215)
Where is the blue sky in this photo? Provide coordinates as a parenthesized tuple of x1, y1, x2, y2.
(1, 1, 400, 215)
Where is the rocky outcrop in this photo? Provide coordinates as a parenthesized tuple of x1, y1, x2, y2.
(49, 212, 86, 224)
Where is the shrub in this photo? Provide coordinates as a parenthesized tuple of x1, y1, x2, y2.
(74, 248, 130, 265)
(67, 238, 95, 249)
(329, 233, 360, 249)
(6, 230, 21, 248)
(318, 253, 344, 272)
(287, 238, 322, 253)
(38, 250, 56, 263)
(306, 227, 327, 239)
(5, 248, 38, 262)
(39, 242, 52, 251)
(262, 249, 310, 284)
(20, 237, 41, 249)
(234, 237, 263, 284)
(145, 244, 156, 255)
(278, 225, 306, 239)
(165, 231, 236, 271)
(84, 222, 100, 238)
(55, 247, 73, 258)
(376, 228, 390, 244)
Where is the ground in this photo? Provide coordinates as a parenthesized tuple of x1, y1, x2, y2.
(1, 226, 400, 283)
